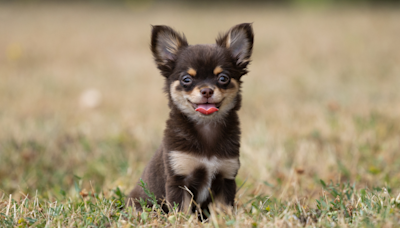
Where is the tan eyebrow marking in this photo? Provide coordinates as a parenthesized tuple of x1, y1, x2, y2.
(213, 66, 223, 75)
(187, 67, 196, 76)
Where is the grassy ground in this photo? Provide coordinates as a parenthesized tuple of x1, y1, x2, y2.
(1, 2, 400, 227)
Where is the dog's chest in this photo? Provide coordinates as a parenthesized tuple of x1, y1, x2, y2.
(169, 151, 239, 203)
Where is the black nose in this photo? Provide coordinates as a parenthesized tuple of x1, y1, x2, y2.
(200, 88, 214, 98)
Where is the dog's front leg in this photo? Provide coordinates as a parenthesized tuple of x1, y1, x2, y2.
(222, 179, 237, 206)
(213, 178, 237, 208)
(166, 176, 192, 212)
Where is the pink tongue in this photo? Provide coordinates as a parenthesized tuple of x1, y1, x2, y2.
(195, 104, 219, 115)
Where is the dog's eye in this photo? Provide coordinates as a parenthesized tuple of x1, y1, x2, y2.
(181, 75, 193, 86)
(218, 74, 230, 85)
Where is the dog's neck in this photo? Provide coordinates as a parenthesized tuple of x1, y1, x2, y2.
(194, 121, 221, 145)
(164, 108, 240, 158)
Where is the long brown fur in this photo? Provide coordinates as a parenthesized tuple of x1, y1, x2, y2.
(128, 23, 254, 214)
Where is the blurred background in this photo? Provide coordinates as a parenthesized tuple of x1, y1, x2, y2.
(1, 0, 400, 202)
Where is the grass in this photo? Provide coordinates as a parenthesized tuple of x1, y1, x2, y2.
(1, 2, 400, 227)
(1, 182, 399, 226)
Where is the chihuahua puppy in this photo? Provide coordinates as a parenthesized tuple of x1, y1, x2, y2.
(129, 23, 254, 213)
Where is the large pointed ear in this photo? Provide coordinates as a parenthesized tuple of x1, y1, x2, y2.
(151, 25, 188, 77)
(216, 23, 254, 68)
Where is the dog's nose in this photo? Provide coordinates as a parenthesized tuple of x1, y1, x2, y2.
(200, 88, 214, 98)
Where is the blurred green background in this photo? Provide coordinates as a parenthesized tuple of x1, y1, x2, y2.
(1, 0, 399, 4)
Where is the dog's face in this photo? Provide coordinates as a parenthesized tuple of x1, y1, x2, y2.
(151, 24, 253, 123)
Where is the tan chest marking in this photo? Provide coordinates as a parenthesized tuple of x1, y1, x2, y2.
(169, 151, 239, 179)
(169, 151, 240, 204)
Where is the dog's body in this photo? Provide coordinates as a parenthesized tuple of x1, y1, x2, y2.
(129, 23, 254, 213)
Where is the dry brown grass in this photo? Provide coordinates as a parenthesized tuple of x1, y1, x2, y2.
(0, 2, 400, 226)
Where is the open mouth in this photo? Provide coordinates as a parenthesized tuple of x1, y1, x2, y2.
(188, 100, 222, 115)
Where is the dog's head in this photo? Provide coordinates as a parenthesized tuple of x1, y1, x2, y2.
(151, 23, 253, 123)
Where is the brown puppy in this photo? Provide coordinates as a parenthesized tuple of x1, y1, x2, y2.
(129, 23, 254, 214)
